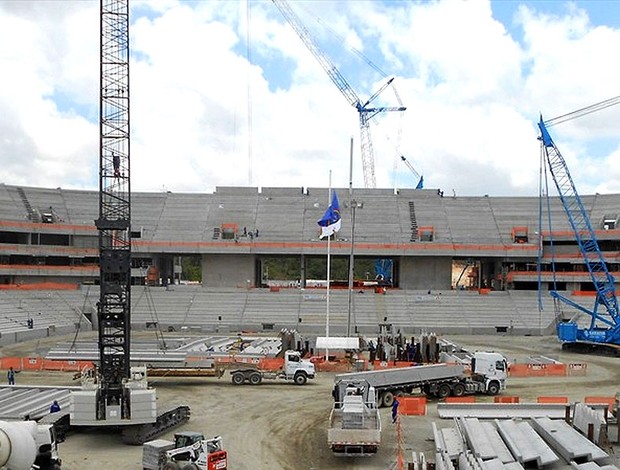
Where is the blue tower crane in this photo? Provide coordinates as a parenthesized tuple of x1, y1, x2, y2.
(272, 0, 406, 188)
(538, 117, 620, 348)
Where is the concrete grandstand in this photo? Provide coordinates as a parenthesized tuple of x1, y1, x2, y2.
(1, 183, 619, 342)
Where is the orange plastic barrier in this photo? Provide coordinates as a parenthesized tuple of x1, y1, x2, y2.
(495, 396, 520, 403)
(0, 282, 80, 291)
(0, 357, 93, 372)
(316, 361, 351, 373)
(399, 397, 427, 416)
(584, 396, 616, 412)
(527, 364, 548, 377)
(445, 396, 476, 403)
(546, 364, 567, 376)
(508, 364, 530, 377)
(537, 396, 569, 404)
(568, 363, 588, 376)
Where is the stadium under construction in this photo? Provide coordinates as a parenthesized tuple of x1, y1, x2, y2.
(0, 183, 619, 340)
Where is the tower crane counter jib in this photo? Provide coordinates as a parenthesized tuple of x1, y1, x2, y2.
(538, 117, 620, 347)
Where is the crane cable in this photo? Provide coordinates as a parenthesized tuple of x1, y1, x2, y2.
(544, 95, 620, 127)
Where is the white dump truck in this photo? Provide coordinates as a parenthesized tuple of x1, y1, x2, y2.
(327, 379, 381, 457)
(0, 420, 62, 470)
(334, 351, 508, 407)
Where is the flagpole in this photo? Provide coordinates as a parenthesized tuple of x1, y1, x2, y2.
(347, 137, 354, 338)
(325, 171, 332, 362)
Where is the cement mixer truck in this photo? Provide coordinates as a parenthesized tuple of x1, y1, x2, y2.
(0, 420, 62, 470)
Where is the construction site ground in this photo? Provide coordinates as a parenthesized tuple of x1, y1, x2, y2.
(4, 332, 620, 470)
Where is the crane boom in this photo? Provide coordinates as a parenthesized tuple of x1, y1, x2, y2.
(272, 0, 406, 188)
(400, 155, 423, 189)
(538, 117, 620, 345)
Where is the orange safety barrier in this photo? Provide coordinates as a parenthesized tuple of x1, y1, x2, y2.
(546, 363, 567, 376)
(0, 357, 93, 372)
(568, 363, 588, 376)
(537, 396, 569, 404)
(371, 360, 416, 370)
(316, 361, 352, 373)
(584, 396, 616, 412)
(399, 397, 427, 416)
(508, 364, 530, 377)
(494, 396, 520, 403)
(0, 282, 80, 291)
(527, 364, 548, 377)
(445, 396, 476, 403)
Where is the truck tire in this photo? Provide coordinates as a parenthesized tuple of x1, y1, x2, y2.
(231, 372, 245, 385)
(452, 383, 465, 397)
(294, 372, 307, 385)
(487, 381, 500, 395)
(249, 372, 262, 385)
(382, 391, 395, 408)
(437, 384, 451, 399)
(163, 462, 181, 470)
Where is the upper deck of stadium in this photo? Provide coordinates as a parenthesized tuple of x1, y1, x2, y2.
(2, 183, 619, 253)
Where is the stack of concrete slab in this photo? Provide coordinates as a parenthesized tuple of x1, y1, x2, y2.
(531, 417, 609, 464)
(495, 419, 559, 467)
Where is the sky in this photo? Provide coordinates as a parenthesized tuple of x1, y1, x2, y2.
(1, 0, 620, 197)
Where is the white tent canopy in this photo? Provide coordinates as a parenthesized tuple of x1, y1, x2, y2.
(316, 336, 360, 350)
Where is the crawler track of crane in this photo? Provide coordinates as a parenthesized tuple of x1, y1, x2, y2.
(121, 405, 191, 445)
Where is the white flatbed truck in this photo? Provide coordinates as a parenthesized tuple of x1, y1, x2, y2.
(327, 380, 381, 457)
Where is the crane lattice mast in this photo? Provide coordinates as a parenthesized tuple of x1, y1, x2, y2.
(539, 117, 620, 344)
(95, 0, 132, 419)
(273, 0, 406, 188)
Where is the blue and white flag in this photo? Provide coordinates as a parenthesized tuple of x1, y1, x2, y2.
(318, 191, 341, 239)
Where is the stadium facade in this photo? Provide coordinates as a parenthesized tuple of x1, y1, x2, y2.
(1, 183, 619, 294)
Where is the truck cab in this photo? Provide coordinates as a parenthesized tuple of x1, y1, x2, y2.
(471, 351, 508, 394)
(284, 350, 315, 384)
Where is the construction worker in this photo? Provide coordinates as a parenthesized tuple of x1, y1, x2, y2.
(391, 397, 400, 424)
(7, 367, 16, 385)
(50, 400, 61, 413)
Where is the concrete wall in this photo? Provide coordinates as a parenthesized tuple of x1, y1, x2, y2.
(202, 254, 256, 287)
(399, 256, 452, 290)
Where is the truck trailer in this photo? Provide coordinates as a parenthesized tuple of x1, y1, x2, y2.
(334, 351, 508, 407)
(327, 379, 381, 457)
(147, 350, 315, 385)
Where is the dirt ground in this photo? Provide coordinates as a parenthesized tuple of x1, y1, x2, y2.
(5, 333, 620, 470)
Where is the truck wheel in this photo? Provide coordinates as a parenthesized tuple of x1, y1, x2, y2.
(249, 372, 262, 385)
(382, 391, 395, 408)
(437, 384, 451, 399)
(231, 372, 245, 385)
(163, 462, 181, 470)
(487, 381, 500, 395)
(294, 373, 307, 385)
(452, 383, 465, 397)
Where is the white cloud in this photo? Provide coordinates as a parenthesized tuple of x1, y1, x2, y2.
(0, 0, 619, 197)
